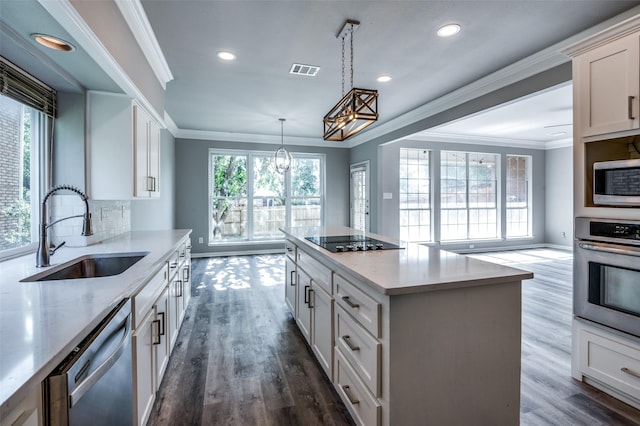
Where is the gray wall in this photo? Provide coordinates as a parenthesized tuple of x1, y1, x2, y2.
(374, 139, 546, 252)
(131, 129, 176, 231)
(175, 138, 350, 254)
(53, 92, 86, 190)
(545, 146, 573, 247)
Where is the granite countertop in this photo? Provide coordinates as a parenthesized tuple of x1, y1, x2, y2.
(281, 226, 534, 296)
(0, 229, 191, 415)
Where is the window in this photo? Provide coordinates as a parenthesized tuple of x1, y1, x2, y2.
(0, 57, 53, 259)
(441, 151, 498, 241)
(506, 155, 532, 238)
(399, 148, 431, 242)
(209, 150, 323, 243)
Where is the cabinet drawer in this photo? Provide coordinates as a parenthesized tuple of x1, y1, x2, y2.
(579, 328, 640, 400)
(168, 250, 180, 279)
(335, 273, 380, 337)
(335, 348, 381, 426)
(285, 240, 296, 261)
(336, 304, 381, 396)
(297, 249, 332, 295)
(132, 265, 168, 329)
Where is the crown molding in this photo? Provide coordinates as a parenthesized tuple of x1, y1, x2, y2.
(408, 131, 573, 151)
(346, 6, 640, 149)
(562, 12, 640, 57)
(163, 112, 178, 137)
(175, 128, 339, 147)
(37, 0, 165, 128)
(114, 0, 173, 89)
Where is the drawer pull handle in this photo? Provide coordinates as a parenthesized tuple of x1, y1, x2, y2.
(290, 270, 296, 286)
(621, 367, 640, 379)
(629, 95, 636, 120)
(308, 289, 314, 308)
(304, 285, 310, 304)
(342, 296, 360, 309)
(158, 312, 165, 336)
(342, 335, 360, 351)
(152, 320, 161, 345)
(176, 280, 183, 297)
(342, 385, 360, 405)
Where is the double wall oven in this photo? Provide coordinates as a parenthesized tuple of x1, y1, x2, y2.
(574, 217, 640, 338)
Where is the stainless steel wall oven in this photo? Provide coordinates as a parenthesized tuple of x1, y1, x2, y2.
(574, 217, 640, 338)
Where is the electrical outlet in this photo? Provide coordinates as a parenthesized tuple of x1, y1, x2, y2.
(469, 244, 475, 249)
(198, 237, 204, 244)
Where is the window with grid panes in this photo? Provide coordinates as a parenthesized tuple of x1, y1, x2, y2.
(440, 151, 498, 241)
(399, 148, 431, 242)
(506, 155, 532, 238)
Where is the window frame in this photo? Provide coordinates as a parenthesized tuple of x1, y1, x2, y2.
(440, 150, 500, 242)
(505, 154, 533, 239)
(208, 148, 325, 244)
(399, 147, 432, 243)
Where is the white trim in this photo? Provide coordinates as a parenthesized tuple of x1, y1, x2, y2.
(37, 0, 165, 128)
(562, 13, 640, 57)
(114, 0, 173, 89)
(176, 128, 335, 147)
(342, 7, 640, 149)
(450, 243, 572, 254)
(407, 131, 573, 150)
(163, 112, 178, 137)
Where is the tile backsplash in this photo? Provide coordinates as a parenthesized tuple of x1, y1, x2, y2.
(49, 195, 131, 247)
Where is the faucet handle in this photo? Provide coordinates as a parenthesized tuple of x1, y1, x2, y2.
(49, 241, 66, 256)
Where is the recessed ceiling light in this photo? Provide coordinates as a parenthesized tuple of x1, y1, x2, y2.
(31, 33, 75, 52)
(217, 51, 236, 61)
(377, 75, 392, 83)
(437, 24, 461, 38)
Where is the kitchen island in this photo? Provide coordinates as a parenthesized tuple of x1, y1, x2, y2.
(282, 227, 533, 426)
(0, 230, 191, 425)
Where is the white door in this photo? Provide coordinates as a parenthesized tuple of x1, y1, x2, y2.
(350, 162, 370, 232)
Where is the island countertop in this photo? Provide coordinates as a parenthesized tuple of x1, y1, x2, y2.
(281, 226, 533, 296)
(0, 230, 191, 415)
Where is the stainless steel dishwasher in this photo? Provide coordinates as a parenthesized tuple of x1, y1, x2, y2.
(44, 299, 133, 425)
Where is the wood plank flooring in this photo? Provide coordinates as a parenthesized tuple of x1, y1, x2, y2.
(148, 249, 640, 425)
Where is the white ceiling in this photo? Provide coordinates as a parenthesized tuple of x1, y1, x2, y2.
(1, 1, 639, 148)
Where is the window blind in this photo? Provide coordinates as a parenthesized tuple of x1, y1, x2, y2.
(0, 56, 56, 117)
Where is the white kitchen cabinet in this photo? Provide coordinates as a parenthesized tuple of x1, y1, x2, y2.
(154, 287, 170, 387)
(0, 387, 40, 426)
(87, 91, 161, 200)
(310, 281, 333, 379)
(572, 319, 640, 410)
(285, 256, 296, 315)
(294, 247, 334, 379)
(134, 103, 161, 198)
(575, 32, 640, 137)
(133, 308, 156, 426)
(296, 267, 312, 344)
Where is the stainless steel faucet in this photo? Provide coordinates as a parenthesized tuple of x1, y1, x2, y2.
(36, 185, 93, 267)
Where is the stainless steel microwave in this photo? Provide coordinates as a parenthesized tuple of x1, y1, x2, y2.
(593, 159, 640, 206)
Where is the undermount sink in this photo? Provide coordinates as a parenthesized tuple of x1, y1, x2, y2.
(21, 252, 149, 282)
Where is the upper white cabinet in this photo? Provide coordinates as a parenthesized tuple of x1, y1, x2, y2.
(87, 92, 161, 200)
(573, 31, 640, 137)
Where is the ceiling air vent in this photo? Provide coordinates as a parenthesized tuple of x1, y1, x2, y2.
(289, 63, 320, 77)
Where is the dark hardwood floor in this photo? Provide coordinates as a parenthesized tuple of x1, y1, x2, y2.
(148, 249, 640, 425)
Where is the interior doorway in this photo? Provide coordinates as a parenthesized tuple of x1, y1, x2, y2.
(350, 161, 370, 232)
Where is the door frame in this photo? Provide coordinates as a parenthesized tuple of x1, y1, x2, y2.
(350, 161, 370, 232)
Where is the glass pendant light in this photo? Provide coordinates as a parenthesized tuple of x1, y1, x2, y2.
(274, 118, 292, 173)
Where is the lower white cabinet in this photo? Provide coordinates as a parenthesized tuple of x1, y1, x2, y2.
(310, 282, 333, 379)
(154, 287, 171, 387)
(285, 256, 296, 315)
(133, 308, 157, 426)
(296, 267, 312, 344)
(573, 319, 640, 409)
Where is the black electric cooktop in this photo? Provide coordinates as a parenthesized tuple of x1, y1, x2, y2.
(305, 235, 403, 253)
